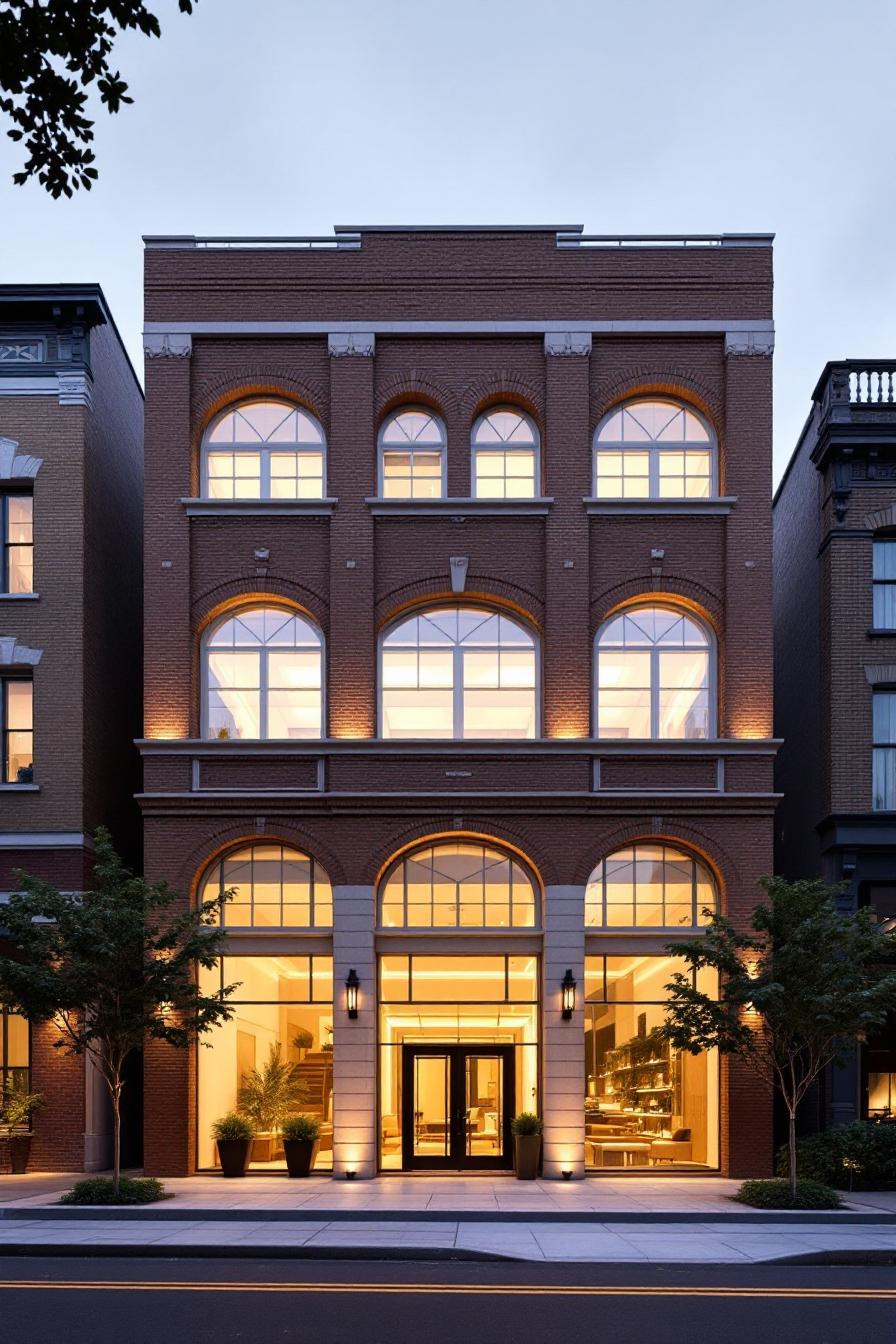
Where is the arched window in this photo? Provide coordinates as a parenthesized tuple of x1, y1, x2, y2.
(471, 408, 539, 499)
(201, 842, 332, 928)
(595, 605, 712, 740)
(380, 606, 537, 739)
(593, 399, 715, 500)
(202, 400, 326, 500)
(585, 843, 716, 929)
(203, 606, 324, 740)
(380, 840, 538, 928)
(379, 409, 446, 499)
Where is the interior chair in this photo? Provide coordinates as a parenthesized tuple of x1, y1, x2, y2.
(649, 1128, 693, 1164)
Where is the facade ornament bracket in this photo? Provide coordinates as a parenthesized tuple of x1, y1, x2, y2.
(724, 329, 775, 357)
(544, 332, 592, 357)
(0, 636, 43, 666)
(0, 436, 42, 480)
(143, 332, 193, 359)
(449, 556, 469, 593)
(328, 332, 375, 357)
(57, 372, 92, 406)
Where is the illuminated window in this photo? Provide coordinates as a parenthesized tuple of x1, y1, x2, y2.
(380, 606, 537, 739)
(200, 842, 332, 928)
(1, 493, 32, 593)
(595, 605, 712, 739)
(593, 399, 715, 500)
(379, 841, 538, 929)
(1, 676, 32, 783)
(203, 606, 323, 740)
(873, 690, 896, 810)
(0, 1007, 30, 1099)
(471, 409, 539, 499)
(202, 400, 326, 501)
(873, 540, 896, 630)
(585, 843, 717, 929)
(379, 409, 446, 499)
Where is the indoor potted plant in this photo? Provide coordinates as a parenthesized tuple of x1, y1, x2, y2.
(511, 1112, 543, 1180)
(281, 1114, 321, 1177)
(212, 1112, 254, 1177)
(1, 1085, 43, 1174)
(238, 1043, 309, 1162)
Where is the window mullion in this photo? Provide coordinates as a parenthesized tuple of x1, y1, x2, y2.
(649, 449, 660, 498)
(260, 648, 269, 739)
(260, 449, 271, 500)
(455, 645, 464, 739)
(651, 646, 660, 739)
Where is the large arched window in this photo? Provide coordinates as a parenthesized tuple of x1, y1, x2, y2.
(593, 399, 715, 500)
(202, 399, 326, 500)
(204, 606, 324, 740)
(585, 843, 716, 929)
(380, 606, 537, 739)
(595, 605, 712, 740)
(471, 408, 539, 499)
(380, 840, 538, 928)
(201, 842, 332, 928)
(379, 409, 446, 499)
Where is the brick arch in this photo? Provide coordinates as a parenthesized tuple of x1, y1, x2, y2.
(865, 503, 896, 531)
(367, 819, 556, 891)
(376, 372, 458, 421)
(573, 817, 738, 906)
(192, 375, 330, 442)
(192, 580, 329, 635)
(592, 371, 723, 441)
(375, 580, 544, 631)
(460, 372, 545, 425)
(590, 580, 722, 634)
(185, 824, 347, 900)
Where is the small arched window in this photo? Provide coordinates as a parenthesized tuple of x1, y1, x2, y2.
(595, 605, 712, 740)
(379, 409, 446, 499)
(203, 605, 324, 740)
(471, 408, 539, 499)
(201, 842, 332, 928)
(380, 840, 538, 928)
(585, 842, 716, 929)
(380, 606, 537, 739)
(202, 400, 326, 501)
(593, 399, 715, 500)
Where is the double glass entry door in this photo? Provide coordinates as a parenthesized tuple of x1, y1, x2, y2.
(400, 1044, 515, 1170)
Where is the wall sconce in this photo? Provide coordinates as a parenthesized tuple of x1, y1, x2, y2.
(345, 968, 360, 1020)
(561, 968, 577, 1020)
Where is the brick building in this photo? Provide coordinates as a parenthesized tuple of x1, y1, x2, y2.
(0, 285, 143, 1171)
(774, 360, 896, 1128)
(141, 226, 776, 1179)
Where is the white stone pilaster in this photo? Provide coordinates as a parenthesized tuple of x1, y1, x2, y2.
(541, 885, 586, 1178)
(331, 884, 377, 1178)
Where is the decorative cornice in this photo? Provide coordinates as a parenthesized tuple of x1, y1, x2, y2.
(0, 636, 42, 666)
(328, 332, 375, 357)
(0, 436, 41, 480)
(865, 664, 896, 686)
(57, 372, 92, 406)
(143, 332, 193, 359)
(724, 329, 775, 357)
(544, 332, 592, 357)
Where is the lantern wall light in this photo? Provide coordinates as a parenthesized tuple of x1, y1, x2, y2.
(346, 968, 360, 1019)
(561, 968, 577, 1020)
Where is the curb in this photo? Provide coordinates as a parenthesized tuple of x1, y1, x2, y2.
(0, 1243, 512, 1263)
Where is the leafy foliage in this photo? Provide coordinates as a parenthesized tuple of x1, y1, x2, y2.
(282, 1114, 320, 1143)
(0, 1081, 43, 1130)
(775, 1121, 896, 1191)
(511, 1112, 543, 1136)
(211, 1112, 254, 1142)
(736, 1178, 842, 1210)
(660, 876, 896, 1193)
(0, 0, 197, 197)
(237, 1044, 309, 1133)
(60, 1176, 167, 1205)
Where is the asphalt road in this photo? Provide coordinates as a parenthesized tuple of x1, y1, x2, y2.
(1, 1256, 895, 1343)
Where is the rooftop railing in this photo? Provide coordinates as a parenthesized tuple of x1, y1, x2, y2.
(143, 234, 361, 250)
(816, 360, 896, 417)
(556, 232, 774, 249)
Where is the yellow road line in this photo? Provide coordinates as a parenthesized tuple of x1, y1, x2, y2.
(0, 1281, 894, 1300)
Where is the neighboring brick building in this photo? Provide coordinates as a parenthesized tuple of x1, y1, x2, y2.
(774, 360, 896, 1128)
(141, 226, 777, 1180)
(0, 286, 143, 1171)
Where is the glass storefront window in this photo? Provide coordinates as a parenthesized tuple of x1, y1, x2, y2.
(197, 955, 333, 1170)
(584, 954, 719, 1170)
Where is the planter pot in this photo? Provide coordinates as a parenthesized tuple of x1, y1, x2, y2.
(8, 1135, 30, 1175)
(513, 1133, 542, 1180)
(283, 1138, 320, 1178)
(216, 1137, 252, 1178)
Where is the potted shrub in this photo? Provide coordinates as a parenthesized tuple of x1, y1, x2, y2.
(212, 1112, 253, 1177)
(238, 1044, 309, 1162)
(1, 1086, 43, 1174)
(511, 1112, 543, 1180)
(291, 1028, 314, 1061)
(281, 1114, 321, 1177)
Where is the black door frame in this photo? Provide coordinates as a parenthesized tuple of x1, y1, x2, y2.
(400, 1044, 515, 1171)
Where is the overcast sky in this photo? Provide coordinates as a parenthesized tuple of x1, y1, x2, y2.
(1, 0, 894, 482)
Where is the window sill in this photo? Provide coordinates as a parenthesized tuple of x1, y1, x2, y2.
(868, 628, 896, 637)
(181, 498, 337, 517)
(0, 592, 38, 600)
(366, 497, 553, 517)
(0, 783, 39, 792)
(583, 496, 737, 516)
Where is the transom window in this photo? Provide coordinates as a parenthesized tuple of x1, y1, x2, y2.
(204, 606, 323, 740)
(585, 844, 716, 929)
(873, 690, 896, 811)
(202, 400, 326, 501)
(379, 841, 538, 929)
(380, 606, 537, 739)
(1, 492, 32, 593)
(201, 842, 333, 928)
(1, 675, 32, 783)
(379, 410, 446, 499)
(873, 540, 896, 630)
(594, 399, 715, 499)
(595, 606, 712, 740)
(471, 409, 539, 499)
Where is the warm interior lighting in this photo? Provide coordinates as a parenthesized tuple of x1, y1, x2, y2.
(561, 968, 577, 1020)
(345, 968, 360, 1019)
